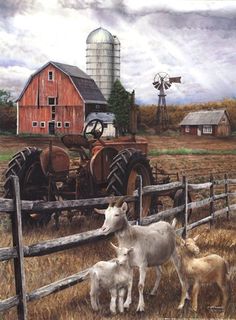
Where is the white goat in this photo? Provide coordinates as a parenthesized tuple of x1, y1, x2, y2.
(95, 199, 184, 312)
(88, 244, 133, 314)
(177, 235, 230, 312)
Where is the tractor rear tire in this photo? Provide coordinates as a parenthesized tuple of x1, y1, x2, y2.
(107, 148, 154, 220)
(4, 147, 52, 227)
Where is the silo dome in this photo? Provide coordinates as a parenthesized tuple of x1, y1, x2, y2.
(86, 27, 114, 44)
(86, 27, 120, 100)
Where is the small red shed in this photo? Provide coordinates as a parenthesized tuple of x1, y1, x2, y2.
(180, 109, 231, 137)
(16, 61, 107, 135)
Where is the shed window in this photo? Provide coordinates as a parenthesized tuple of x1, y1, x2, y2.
(64, 122, 70, 128)
(32, 121, 38, 127)
(203, 125, 212, 134)
(48, 97, 56, 105)
(57, 121, 62, 128)
(40, 121, 46, 128)
(48, 71, 54, 81)
(185, 125, 190, 133)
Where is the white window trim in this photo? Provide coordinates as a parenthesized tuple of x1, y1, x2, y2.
(57, 121, 62, 128)
(40, 121, 46, 128)
(64, 121, 71, 128)
(185, 125, 190, 133)
(48, 70, 54, 81)
(48, 97, 56, 106)
(203, 125, 212, 134)
(32, 121, 38, 127)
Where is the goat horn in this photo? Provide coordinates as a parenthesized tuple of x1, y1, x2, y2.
(110, 242, 119, 251)
(114, 196, 129, 207)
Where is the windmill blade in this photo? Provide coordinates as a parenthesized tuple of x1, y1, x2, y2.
(153, 81, 162, 90)
(169, 76, 181, 83)
(164, 82, 172, 90)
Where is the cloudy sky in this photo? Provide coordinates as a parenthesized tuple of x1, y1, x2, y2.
(0, 0, 235, 104)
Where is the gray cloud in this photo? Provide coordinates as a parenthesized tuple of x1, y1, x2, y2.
(0, 0, 37, 18)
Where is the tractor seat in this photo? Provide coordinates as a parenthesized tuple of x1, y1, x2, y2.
(61, 134, 90, 150)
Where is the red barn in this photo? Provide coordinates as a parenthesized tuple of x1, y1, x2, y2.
(16, 61, 107, 135)
(180, 109, 231, 137)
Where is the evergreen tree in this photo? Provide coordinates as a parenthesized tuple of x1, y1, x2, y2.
(0, 89, 13, 107)
(108, 80, 130, 135)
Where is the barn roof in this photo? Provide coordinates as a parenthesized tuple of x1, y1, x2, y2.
(180, 110, 228, 126)
(16, 61, 106, 104)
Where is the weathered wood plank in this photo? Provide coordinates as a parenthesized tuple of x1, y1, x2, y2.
(11, 176, 27, 319)
(187, 197, 211, 210)
(141, 205, 185, 226)
(227, 179, 236, 184)
(134, 181, 183, 196)
(0, 247, 17, 261)
(27, 269, 89, 302)
(214, 193, 227, 200)
(0, 196, 136, 214)
(188, 182, 212, 190)
(0, 295, 19, 312)
(214, 179, 226, 185)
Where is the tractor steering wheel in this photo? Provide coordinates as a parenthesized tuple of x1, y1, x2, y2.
(83, 119, 104, 140)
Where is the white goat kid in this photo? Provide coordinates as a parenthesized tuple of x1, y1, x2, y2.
(96, 200, 184, 312)
(89, 244, 133, 314)
(177, 235, 230, 312)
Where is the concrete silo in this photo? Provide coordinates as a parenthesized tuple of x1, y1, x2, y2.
(86, 27, 120, 100)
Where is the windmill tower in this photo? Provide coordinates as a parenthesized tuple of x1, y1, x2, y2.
(153, 72, 181, 132)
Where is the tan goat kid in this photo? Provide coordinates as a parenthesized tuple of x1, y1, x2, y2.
(177, 235, 230, 312)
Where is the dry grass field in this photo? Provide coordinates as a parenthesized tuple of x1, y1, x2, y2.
(0, 134, 236, 320)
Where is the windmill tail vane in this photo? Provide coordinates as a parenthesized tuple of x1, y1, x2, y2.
(169, 76, 181, 84)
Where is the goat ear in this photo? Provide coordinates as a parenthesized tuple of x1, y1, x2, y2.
(193, 234, 200, 242)
(94, 208, 106, 215)
(121, 202, 128, 214)
(128, 247, 134, 254)
(110, 242, 119, 251)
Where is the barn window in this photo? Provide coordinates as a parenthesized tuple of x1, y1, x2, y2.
(48, 71, 54, 81)
(57, 121, 62, 128)
(185, 126, 190, 133)
(32, 121, 38, 127)
(64, 122, 70, 128)
(103, 123, 108, 128)
(40, 121, 46, 128)
(48, 97, 56, 105)
(203, 125, 212, 134)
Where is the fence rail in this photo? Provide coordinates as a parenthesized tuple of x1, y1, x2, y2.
(0, 174, 236, 319)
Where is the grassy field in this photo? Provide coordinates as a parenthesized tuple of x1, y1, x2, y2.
(0, 134, 236, 319)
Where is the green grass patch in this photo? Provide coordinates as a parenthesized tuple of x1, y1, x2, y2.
(0, 153, 13, 161)
(148, 148, 236, 156)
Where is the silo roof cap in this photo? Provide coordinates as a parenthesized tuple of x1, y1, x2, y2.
(87, 27, 114, 44)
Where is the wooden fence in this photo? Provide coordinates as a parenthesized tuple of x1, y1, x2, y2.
(0, 174, 236, 319)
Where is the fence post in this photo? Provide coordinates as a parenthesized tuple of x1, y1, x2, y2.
(210, 174, 215, 227)
(224, 173, 230, 220)
(137, 175, 143, 225)
(11, 176, 27, 320)
(183, 176, 188, 239)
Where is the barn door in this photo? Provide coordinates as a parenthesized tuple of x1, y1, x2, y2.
(48, 121, 55, 135)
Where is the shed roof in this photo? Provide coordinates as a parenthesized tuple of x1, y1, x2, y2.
(180, 110, 228, 126)
(17, 61, 106, 104)
(86, 112, 115, 123)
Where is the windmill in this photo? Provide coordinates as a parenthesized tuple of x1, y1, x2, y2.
(153, 72, 181, 132)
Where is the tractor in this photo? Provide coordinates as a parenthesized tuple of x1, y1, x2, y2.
(4, 107, 188, 227)
(4, 119, 156, 225)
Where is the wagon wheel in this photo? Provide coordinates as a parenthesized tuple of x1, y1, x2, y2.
(107, 148, 154, 220)
(4, 147, 53, 226)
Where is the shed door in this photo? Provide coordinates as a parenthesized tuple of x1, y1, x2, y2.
(197, 126, 201, 136)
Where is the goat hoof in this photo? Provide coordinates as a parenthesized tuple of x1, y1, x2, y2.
(177, 304, 184, 310)
(124, 302, 130, 309)
(136, 305, 145, 312)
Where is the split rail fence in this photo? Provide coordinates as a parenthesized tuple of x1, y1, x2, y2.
(0, 174, 236, 319)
